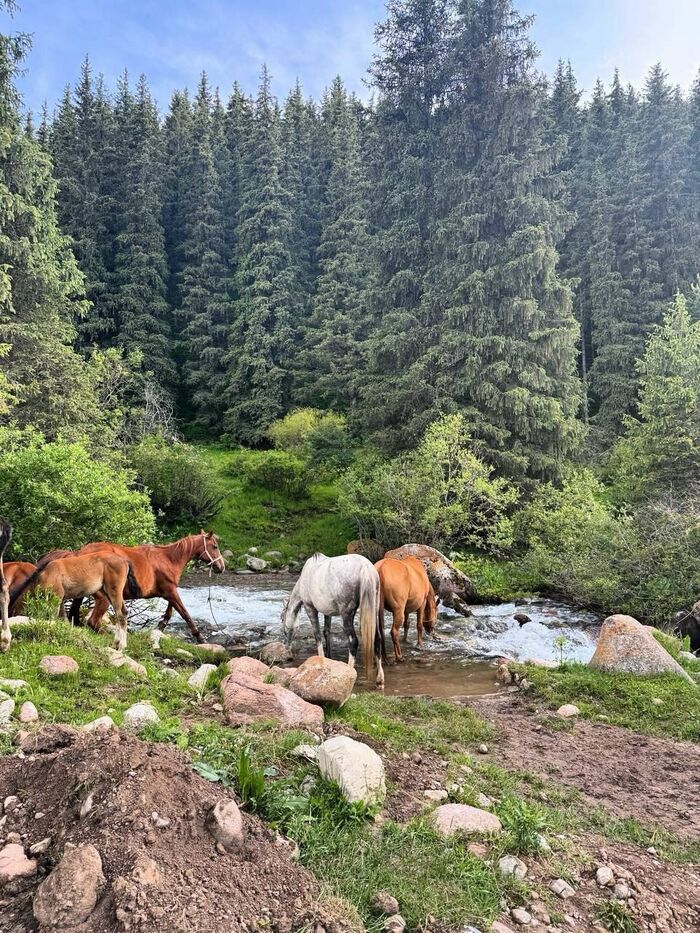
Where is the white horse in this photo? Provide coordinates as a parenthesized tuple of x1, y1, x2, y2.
(281, 553, 385, 686)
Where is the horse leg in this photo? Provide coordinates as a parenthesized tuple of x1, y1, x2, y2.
(0, 574, 10, 654)
(391, 604, 405, 662)
(86, 592, 109, 632)
(416, 605, 425, 649)
(306, 606, 324, 657)
(108, 589, 128, 652)
(342, 609, 359, 669)
(323, 615, 333, 659)
(157, 602, 174, 631)
(403, 610, 410, 642)
(162, 587, 205, 642)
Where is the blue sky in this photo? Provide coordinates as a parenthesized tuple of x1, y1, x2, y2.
(4, 0, 699, 114)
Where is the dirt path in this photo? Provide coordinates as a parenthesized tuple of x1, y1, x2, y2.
(470, 693, 700, 840)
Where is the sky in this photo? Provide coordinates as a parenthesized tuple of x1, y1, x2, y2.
(4, 0, 700, 114)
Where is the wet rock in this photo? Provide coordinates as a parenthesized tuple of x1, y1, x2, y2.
(510, 908, 531, 925)
(82, 715, 115, 733)
(423, 789, 448, 801)
(246, 555, 269, 572)
(549, 878, 575, 899)
(221, 670, 324, 729)
(383, 914, 406, 933)
(39, 655, 79, 676)
(596, 865, 615, 887)
(556, 704, 580, 719)
(370, 891, 400, 916)
(205, 799, 245, 852)
(499, 855, 527, 880)
(317, 736, 386, 806)
(19, 701, 38, 723)
(289, 657, 357, 708)
(432, 804, 502, 837)
(0, 843, 37, 891)
(20, 723, 77, 753)
(513, 613, 531, 627)
(187, 663, 218, 691)
(104, 648, 148, 678)
(122, 701, 160, 731)
(590, 615, 695, 683)
(260, 641, 295, 665)
(33, 843, 104, 927)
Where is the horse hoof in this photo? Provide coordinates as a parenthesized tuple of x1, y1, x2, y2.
(194, 632, 206, 644)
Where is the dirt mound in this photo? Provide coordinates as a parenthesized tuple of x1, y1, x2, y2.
(0, 728, 345, 932)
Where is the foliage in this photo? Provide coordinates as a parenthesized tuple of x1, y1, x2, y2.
(594, 899, 638, 933)
(128, 435, 224, 526)
(238, 449, 309, 497)
(268, 408, 353, 474)
(498, 797, 550, 854)
(22, 588, 62, 622)
(340, 414, 517, 551)
(267, 408, 324, 456)
(0, 430, 155, 557)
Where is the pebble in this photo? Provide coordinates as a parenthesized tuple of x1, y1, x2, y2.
(410, 751, 422, 764)
(383, 915, 406, 933)
(205, 799, 244, 852)
(39, 655, 79, 676)
(19, 701, 38, 724)
(596, 865, 615, 887)
(614, 881, 631, 900)
(476, 792, 493, 809)
(3, 796, 20, 814)
(499, 855, 527, 880)
(291, 744, 319, 761)
(151, 811, 170, 829)
(477, 743, 489, 754)
(556, 704, 580, 719)
(549, 878, 575, 899)
(122, 702, 160, 731)
(370, 891, 400, 916)
(29, 837, 51, 856)
(467, 842, 488, 859)
(511, 908, 532, 925)
(187, 663, 217, 691)
(651, 698, 663, 706)
(82, 715, 115, 733)
(423, 789, 448, 801)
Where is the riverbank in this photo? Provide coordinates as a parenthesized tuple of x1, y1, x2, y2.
(0, 619, 698, 932)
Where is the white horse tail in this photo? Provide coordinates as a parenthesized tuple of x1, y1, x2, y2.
(359, 564, 380, 680)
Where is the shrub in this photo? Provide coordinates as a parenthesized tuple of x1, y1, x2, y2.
(267, 408, 323, 456)
(129, 436, 224, 526)
(339, 414, 517, 551)
(238, 450, 309, 497)
(305, 415, 354, 475)
(0, 430, 156, 558)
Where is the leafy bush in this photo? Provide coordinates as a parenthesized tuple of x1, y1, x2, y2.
(0, 430, 156, 558)
(267, 408, 351, 471)
(129, 436, 224, 526)
(339, 414, 517, 551)
(238, 450, 309, 497)
(267, 408, 324, 456)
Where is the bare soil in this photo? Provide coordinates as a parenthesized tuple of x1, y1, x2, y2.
(469, 693, 700, 840)
(0, 728, 353, 933)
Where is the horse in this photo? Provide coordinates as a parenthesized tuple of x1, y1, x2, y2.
(375, 556, 438, 661)
(66, 531, 225, 641)
(281, 553, 385, 686)
(3, 560, 37, 592)
(384, 544, 473, 615)
(8, 553, 131, 651)
(0, 519, 12, 652)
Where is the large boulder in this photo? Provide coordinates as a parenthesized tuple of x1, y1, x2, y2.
(432, 803, 502, 837)
(226, 656, 271, 680)
(220, 671, 323, 728)
(589, 615, 695, 684)
(288, 656, 357, 707)
(317, 735, 386, 806)
(384, 544, 474, 610)
(33, 844, 104, 928)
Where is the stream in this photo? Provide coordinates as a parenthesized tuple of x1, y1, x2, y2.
(133, 574, 600, 698)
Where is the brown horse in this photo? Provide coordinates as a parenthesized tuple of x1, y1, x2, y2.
(375, 556, 438, 661)
(8, 553, 131, 651)
(3, 560, 36, 594)
(72, 531, 225, 641)
(0, 519, 12, 652)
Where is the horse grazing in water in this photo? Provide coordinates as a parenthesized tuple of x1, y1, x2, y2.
(0, 519, 13, 653)
(375, 556, 437, 661)
(8, 554, 131, 651)
(68, 531, 225, 641)
(281, 553, 385, 686)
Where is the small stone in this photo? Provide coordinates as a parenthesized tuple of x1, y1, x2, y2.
(260, 641, 294, 665)
(383, 914, 406, 933)
(529, 901, 550, 924)
(34, 811, 45, 819)
(39, 655, 79, 676)
(0, 697, 15, 724)
(432, 804, 502, 836)
(151, 811, 170, 829)
(187, 663, 218, 691)
(499, 855, 528, 880)
(491, 924, 517, 933)
(80, 792, 94, 818)
(246, 555, 269, 572)
(19, 701, 38, 724)
(370, 891, 400, 916)
(614, 882, 631, 899)
(556, 704, 580, 719)
(205, 799, 244, 852)
(3, 795, 20, 814)
(290, 744, 319, 761)
(29, 837, 51, 856)
(161, 667, 179, 678)
(467, 842, 488, 859)
(131, 853, 162, 886)
(476, 792, 493, 809)
(549, 878, 575, 899)
(477, 743, 489, 754)
(175, 648, 194, 659)
(0, 678, 28, 691)
(511, 908, 531, 926)
(104, 649, 148, 678)
(651, 698, 663, 705)
(212, 702, 224, 712)
(0, 843, 37, 890)
(423, 789, 448, 801)
(33, 844, 103, 927)
(317, 736, 386, 806)
(122, 702, 160, 731)
(82, 715, 115, 733)
(410, 751, 423, 764)
(596, 865, 615, 887)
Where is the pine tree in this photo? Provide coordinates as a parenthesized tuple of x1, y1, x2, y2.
(224, 67, 298, 443)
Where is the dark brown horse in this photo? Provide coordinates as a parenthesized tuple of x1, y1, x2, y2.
(375, 556, 437, 661)
(69, 531, 225, 641)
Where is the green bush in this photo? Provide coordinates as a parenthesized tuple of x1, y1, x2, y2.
(267, 408, 324, 457)
(339, 414, 517, 551)
(305, 415, 354, 475)
(0, 430, 155, 558)
(129, 436, 224, 526)
(238, 450, 309, 497)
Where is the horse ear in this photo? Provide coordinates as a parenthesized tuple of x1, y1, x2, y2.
(200, 528, 205, 535)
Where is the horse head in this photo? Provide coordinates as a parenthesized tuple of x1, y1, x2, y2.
(197, 530, 225, 573)
(424, 587, 438, 634)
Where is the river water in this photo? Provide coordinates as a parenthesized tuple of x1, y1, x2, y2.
(133, 575, 600, 698)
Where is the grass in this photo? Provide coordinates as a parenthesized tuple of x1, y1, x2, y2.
(197, 445, 352, 560)
(518, 661, 700, 741)
(595, 899, 638, 933)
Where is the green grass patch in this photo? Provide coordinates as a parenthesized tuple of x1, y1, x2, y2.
(519, 662, 700, 741)
(196, 445, 353, 559)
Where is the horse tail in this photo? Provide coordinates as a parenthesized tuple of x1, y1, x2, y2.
(8, 567, 41, 612)
(359, 565, 380, 677)
(378, 574, 387, 662)
(125, 562, 141, 599)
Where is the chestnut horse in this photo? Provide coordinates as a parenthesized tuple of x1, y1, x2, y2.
(8, 553, 131, 651)
(375, 556, 438, 661)
(70, 531, 225, 641)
